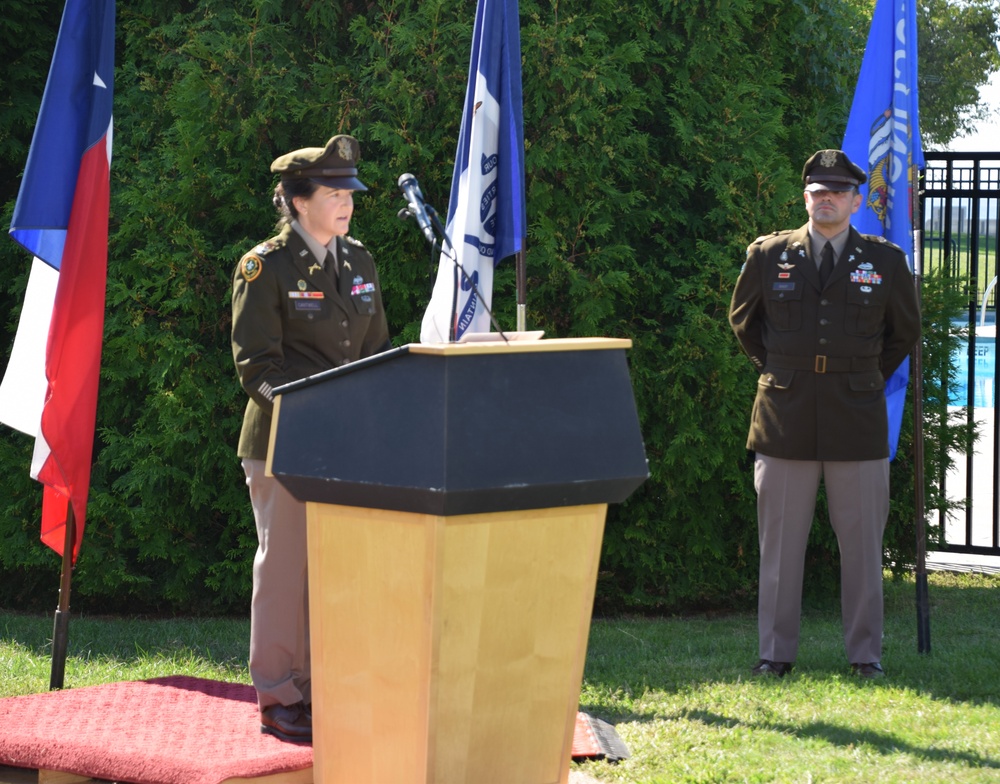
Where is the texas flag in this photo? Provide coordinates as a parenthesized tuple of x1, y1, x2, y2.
(0, 0, 115, 560)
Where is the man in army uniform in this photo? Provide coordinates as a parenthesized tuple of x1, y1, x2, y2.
(232, 135, 391, 741)
(729, 149, 921, 679)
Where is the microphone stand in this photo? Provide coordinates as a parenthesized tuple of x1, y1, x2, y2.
(401, 201, 507, 343)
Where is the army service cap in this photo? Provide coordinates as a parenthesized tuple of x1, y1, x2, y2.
(270, 135, 368, 191)
(802, 149, 867, 192)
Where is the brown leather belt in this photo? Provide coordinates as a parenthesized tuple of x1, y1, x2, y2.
(766, 354, 881, 374)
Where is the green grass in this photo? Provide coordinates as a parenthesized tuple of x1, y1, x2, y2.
(2, 571, 998, 783)
(577, 571, 1000, 783)
(0, 615, 251, 694)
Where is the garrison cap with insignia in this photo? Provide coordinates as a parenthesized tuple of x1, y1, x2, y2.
(802, 149, 867, 192)
(270, 135, 368, 191)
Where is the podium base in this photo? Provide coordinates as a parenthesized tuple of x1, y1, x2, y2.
(306, 503, 607, 784)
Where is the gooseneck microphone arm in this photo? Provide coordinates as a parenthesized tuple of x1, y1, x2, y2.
(396, 172, 507, 343)
(397, 173, 437, 245)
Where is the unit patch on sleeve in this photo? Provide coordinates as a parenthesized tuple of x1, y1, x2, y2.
(240, 255, 263, 283)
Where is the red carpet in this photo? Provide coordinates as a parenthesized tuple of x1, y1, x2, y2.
(0, 676, 312, 784)
(0, 676, 626, 782)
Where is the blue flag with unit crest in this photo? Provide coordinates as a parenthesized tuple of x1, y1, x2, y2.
(842, 0, 924, 461)
(420, 0, 525, 343)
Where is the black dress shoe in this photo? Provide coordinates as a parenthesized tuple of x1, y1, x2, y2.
(261, 701, 312, 742)
(851, 662, 885, 679)
(751, 659, 793, 677)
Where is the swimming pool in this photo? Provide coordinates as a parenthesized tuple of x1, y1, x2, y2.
(950, 324, 996, 408)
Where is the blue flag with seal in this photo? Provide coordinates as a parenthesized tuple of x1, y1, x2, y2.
(420, 0, 526, 343)
(841, 0, 924, 461)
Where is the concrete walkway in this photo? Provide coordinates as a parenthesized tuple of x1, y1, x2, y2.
(926, 550, 1000, 574)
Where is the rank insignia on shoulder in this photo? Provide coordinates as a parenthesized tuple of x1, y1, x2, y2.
(254, 241, 277, 256)
(239, 255, 263, 283)
(862, 234, 902, 251)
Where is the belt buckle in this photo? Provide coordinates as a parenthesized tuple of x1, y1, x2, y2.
(815, 355, 827, 373)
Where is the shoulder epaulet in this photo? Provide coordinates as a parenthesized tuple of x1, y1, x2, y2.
(747, 230, 793, 255)
(860, 233, 904, 253)
(345, 235, 365, 247)
(252, 240, 279, 257)
(750, 230, 792, 247)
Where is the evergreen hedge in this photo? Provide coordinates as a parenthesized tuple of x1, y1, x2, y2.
(0, 0, 961, 615)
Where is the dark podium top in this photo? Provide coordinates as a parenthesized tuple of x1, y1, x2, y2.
(267, 338, 648, 516)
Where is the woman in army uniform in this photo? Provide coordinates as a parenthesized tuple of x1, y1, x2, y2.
(231, 135, 391, 742)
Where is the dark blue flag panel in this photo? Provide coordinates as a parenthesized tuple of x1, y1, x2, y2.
(842, 0, 924, 461)
(421, 0, 526, 342)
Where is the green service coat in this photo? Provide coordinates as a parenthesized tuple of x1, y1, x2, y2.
(231, 224, 391, 460)
(728, 224, 921, 462)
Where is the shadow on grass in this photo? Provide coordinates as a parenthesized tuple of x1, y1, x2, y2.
(580, 574, 1000, 713)
(678, 708, 1000, 770)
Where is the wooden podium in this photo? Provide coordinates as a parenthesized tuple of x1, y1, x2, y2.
(267, 338, 648, 784)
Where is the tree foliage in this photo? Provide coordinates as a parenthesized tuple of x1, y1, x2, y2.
(918, 0, 1000, 145)
(0, 0, 974, 614)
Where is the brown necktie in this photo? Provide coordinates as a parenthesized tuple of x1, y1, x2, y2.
(819, 241, 834, 288)
(324, 250, 338, 286)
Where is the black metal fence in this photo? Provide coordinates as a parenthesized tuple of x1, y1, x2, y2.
(922, 152, 1000, 554)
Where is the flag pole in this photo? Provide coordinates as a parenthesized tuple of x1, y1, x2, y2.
(49, 504, 76, 689)
(912, 162, 931, 654)
(516, 246, 527, 331)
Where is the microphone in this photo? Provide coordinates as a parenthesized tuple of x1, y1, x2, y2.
(397, 173, 436, 245)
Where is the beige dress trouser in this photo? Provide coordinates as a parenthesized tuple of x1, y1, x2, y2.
(243, 458, 311, 710)
(754, 454, 890, 664)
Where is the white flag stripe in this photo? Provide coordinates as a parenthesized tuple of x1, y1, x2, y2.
(0, 257, 58, 436)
